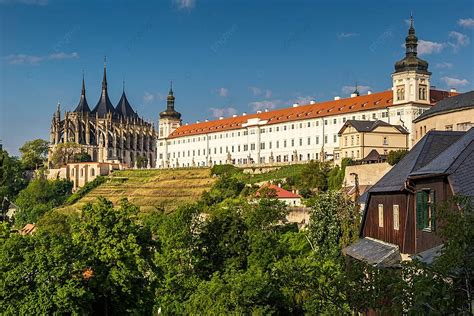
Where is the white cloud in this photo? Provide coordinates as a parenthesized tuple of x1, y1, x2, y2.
(291, 96, 315, 105)
(173, 0, 195, 10)
(49, 52, 79, 60)
(250, 86, 261, 95)
(208, 107, 237, 118)
(249, 100, 281, 112)
(249, 86, 272, 98)
(342, 85, 371, 95)
(417, 40, 446, 55)
(337, 32, 359, 39)
(441, 76, 469, 87)
(5, 51, 79, 64)
(143, 92, 155, 103)
(5, 54, 43, 64)
(448, 31, 470, 51)
(218, 87, 228, 97)
(435, 62, 453, 69)
(458, 18, 474, 28)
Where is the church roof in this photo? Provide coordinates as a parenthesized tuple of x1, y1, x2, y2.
(168, 89, 454, 139)
(413, 90, 474, 123)
(73, 76, 91, 113)
(91, 61, 117, 118)
(116, 91, 138, 119)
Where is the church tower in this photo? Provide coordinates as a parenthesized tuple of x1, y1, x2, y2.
(392, 16, 431, 105)
(158, 82, 182, 139)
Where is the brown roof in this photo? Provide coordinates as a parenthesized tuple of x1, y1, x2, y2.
(256, 184, 301, 199)
(19, 224, 36, 235)
(169, 89, 454, 139)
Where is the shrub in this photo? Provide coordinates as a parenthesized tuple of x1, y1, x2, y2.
(64, 176, 106, 205)
(210, 164, 242, 177)
(387, 150, 408, 166)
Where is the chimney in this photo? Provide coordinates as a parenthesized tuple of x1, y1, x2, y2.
(219, 116, 223, 120)
(292, 103, 299, 108)
(242, 112, 247, 116)
(450, 88, 457, 93)
(232, 114, 237, 118)
(367, 90, 372, 95)
(205, 119, 209, 122)
(264, 108, 269, 112)
(196, 120, 200, 123)
(334, 96, 341, 101)
(310, 100, 316, 104)
(185, 122, 189, 126)
(256, 110, 262, 114)
(350, 93, 358, 98)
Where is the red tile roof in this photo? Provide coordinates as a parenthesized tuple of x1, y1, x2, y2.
(256, 184, 301, 199)
(168, 89, 456, 139)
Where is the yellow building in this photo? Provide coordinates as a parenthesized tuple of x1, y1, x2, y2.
(413, 90, 474, 142)
(335, 120, 409, 164)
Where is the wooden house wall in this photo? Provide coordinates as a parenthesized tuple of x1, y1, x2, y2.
(362, 192, 416, 254)
(413, 176, 452, 253)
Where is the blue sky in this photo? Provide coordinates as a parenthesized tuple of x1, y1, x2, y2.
(1, 0, 473, 155)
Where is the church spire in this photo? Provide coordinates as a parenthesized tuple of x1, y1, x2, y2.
(81, 71, 86, 96)
(102, 56, 107, 92)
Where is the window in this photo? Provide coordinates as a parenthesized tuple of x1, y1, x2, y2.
(291, 139, 295, 147)
(419, 84, 427, 100)
(250, 143, 256, 150)
(372, 113, 377, 119)
(378, 204, 384, 228)
(457, 122, 473, 131)
(333, 118, 337, 124)
(284, 140, 287, 148)
(393, 205, 400, 230)
(315, 136, 319, 145)
(397, 85, 405, 101)
(260, 142, 265, 150)
(324, 135, 328, 144)
(333, 134, 337, 143)
(356, 135, 360, 145)
(445, 124, 453, 131)
(299, 138, 303, 146)
(351, 136, 354, 146)
(307, 137, 311, 145)
(344, 136, 348, 146)
(416, 189, 436, 231)
(383, 137, 388, 145)
(324, 120, 328, 125)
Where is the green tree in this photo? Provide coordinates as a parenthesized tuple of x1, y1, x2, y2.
(49, 142, 81, 168)
(0, 150, 27, 208)
(0, 230, 92, 314)
(307, 191, 360, 258)
(19, 139, 49, 170)
(72, 197, 156, 315)
(73, 151, 92, 162)
(387, 149, 408, 165)
(14, 178, 72, 226)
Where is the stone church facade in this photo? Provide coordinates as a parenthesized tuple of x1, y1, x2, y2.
(49, 62, 156, 168)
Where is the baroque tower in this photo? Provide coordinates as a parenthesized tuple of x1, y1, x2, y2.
(158, 82, 182, 139)
(392, 16, 431, 105)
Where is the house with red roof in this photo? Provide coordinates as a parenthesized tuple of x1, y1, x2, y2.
(256, 184, 302, 207)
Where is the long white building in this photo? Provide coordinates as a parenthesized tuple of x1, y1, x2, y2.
(156, 18, 456, 169)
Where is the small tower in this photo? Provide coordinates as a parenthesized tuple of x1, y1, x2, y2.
(158, 82, 182, 139)
(392, 15, 431, 105)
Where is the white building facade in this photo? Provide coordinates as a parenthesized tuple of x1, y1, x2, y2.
(156, 19, 456, 169)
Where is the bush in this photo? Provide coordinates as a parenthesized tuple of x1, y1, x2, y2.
(210, 164, 242, 177)
(387, 150, 408, 166)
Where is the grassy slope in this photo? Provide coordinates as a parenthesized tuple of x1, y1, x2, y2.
(58, 168, 216, 214)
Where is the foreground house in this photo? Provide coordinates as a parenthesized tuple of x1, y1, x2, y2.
(343, 128, 474, 266)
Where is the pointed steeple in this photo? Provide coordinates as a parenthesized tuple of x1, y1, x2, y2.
(74, 73, 91, 113)
(394, 15, 430, 74)
(353, 81, 360, 96)
(115, 79, 138, 119)
(92, 57, 117, 117)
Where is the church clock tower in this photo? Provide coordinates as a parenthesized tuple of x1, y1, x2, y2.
(158, 83, 182, 139)
(392, 16, 431, 105)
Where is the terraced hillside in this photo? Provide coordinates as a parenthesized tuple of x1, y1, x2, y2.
(60, 168, 216, 214)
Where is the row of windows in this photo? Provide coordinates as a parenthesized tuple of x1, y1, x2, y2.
(160, 135, 341, 159)
(161, 111, 399, 146)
